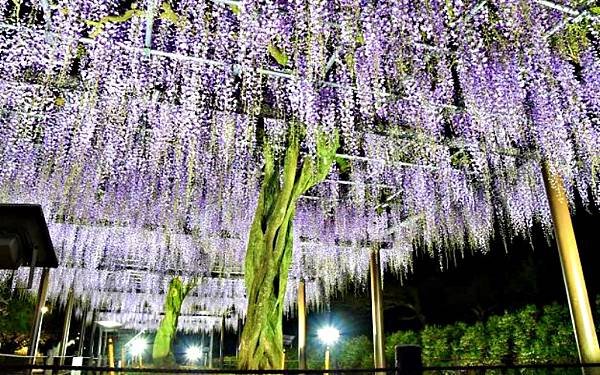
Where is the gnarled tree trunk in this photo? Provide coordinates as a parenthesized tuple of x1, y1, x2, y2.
(152, 276, 197, 366)
(238, 131, 338, 369)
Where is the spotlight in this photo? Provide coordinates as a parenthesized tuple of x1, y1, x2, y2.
(317, 326, 340, 347)
(185, 345, 203, 363)
(129, 337, 147, 357)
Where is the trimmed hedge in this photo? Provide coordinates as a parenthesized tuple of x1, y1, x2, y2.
(337, 302, 582, 369)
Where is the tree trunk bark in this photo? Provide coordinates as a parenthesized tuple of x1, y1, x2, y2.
(238, 131, 338, 369)
(152, 277, 196, 366)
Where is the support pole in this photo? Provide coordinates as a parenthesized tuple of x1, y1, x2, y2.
(88, 312, 97, 359)
(542, 165, 600, 372)
(209, 329, 214, 368)
(97, 327, 104, 365)
(103, 330, 109, 364)
(107, 337, 115, 375)
(28, 267, 50, 364)
(370, 247, 386, 369)
(282, 349, 286, 369)
(298, 278, 307, 370)
(220, 315, 225, 368)
(59, 289, 75, 365)
(324, 346, 330, 375)
(236, 318, 241, 359)
(77, 310, 88, 357)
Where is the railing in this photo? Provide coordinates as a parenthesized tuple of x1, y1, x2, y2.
(1, 347, 598, 375)
(0, 363, 599, 375)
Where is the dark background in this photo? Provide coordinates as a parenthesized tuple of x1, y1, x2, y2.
(280, 203, 600, 346)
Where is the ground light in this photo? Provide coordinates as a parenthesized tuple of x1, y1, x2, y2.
(129, 336, 148, 364)
(185, 345, 203, 364)
(317, 326, 340, 372)
(317, 326, 340, 347)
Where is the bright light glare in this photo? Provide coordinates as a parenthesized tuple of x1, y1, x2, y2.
(317, 326, 340, 346)
(40, 306, 49, 314)
(129, 337, 147, 357)
(185, 345, 203, 363)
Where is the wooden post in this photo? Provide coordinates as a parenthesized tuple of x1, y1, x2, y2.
(542, 165, 600, 373)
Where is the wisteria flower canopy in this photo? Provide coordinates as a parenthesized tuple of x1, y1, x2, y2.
(1, 0, 600, 334)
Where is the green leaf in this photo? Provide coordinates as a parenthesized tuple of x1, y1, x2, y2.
(268, 44, 289, 67)
(85, 8, 144, 38)
(356, 33, 365, 45)
(229, 4, 242, 15)
(335, 155, 350, 173)
(590, 6, 600, 15)
(160, 2, 181, 25)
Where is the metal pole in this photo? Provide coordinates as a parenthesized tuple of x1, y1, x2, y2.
(88, 311, 98, 359)
(298, 278, 307, 370)
(59, 289, 75, 365)
(370, 247, 386, 369)
(97, 327, 104, 365)
(220, 315, 225, 368)
(209, 329, 214, 368)
(103, 330, 109, 362)
(107, 337, 115, 375)
(77, 310, 89, 357)
(236, 318, 241, 359)
(324, 347, 330, 375)
(542, 165, 600, 373)
(28, 267, 50, 363)
(88, 323, 96, 358)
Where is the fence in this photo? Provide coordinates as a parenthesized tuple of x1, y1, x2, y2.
(0, 363, 599, 374)
(1, 346, 599, 375)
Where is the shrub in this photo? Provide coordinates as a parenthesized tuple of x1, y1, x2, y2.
(485, 312, 513, 365)
(385, 329, 420, 364)
(337, 335, 373, 368)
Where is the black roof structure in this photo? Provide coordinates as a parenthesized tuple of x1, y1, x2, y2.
(0, 204, 58, 269)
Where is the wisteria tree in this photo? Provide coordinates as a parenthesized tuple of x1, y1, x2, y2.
(152, 276, 198, 365)
(1, 0, 600, 371)
(238, 128, 338, 368)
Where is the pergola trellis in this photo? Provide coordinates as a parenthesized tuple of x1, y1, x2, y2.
(1, 0, 600, 370)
